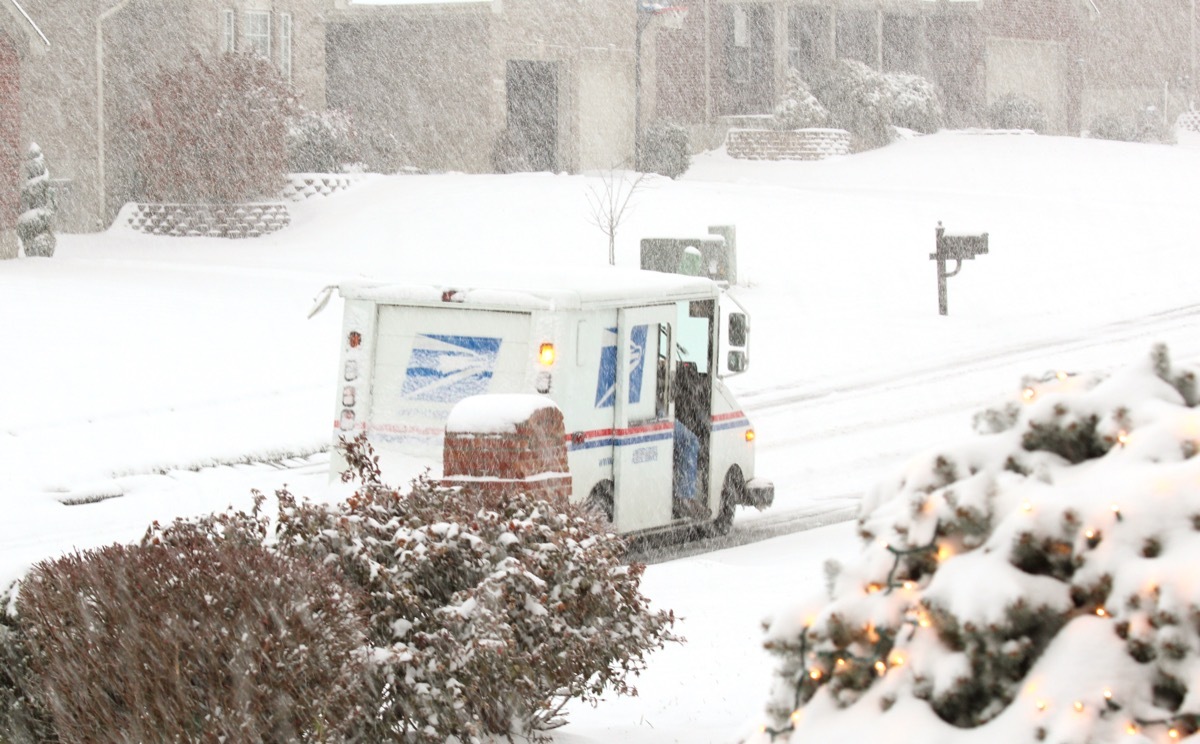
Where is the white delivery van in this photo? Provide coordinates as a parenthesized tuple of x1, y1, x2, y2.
(328, 267, 773, 538)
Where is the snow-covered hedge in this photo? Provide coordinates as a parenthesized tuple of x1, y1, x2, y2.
(987, 93, 1049, 134)
(144, 435, 674, 742)
(1089, 106, 1176, 145)
(1, 536, 368, 741)
(753, 344, 1200, 743)
(773, 70, 829, 131)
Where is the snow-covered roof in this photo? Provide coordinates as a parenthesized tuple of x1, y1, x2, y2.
(338, 266, 720, 311)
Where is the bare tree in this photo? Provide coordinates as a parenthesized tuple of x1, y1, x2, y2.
(586, 169, 652, 266)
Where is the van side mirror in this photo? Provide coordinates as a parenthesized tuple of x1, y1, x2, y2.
(727, 350, 748, 373)
(729, 313, 747, 347)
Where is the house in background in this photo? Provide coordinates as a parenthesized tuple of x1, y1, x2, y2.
(0, 1, 329, 239)
(653, 0, 1195, 142)
(326, 0, 637, 175)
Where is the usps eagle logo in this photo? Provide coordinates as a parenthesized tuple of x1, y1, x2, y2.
(401, 334, 502, 402)
(594, 325, 648, 408)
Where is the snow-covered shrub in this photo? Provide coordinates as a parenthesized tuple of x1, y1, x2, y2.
(1089, 106, 1175, 145)
(884, 72, 944, 135)
(137, 52, 296, 203)
(987, 93, 1048, 133)
(773, 70, 829, 130)
(4, 536, 368, 742)
(148, 435, 678, 742)
(809, 59, 894, 151)
(17, 143, 54, 258)
(287, 107, 360, 173)
(639, 121, 691, 179)
(753, 344, 1200, 743)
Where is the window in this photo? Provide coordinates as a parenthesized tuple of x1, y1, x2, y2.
(788, 6, 830, 75)
(278, 13, 293, 81)
(882, 14, 920, 73)
(245, 10, 271, 59)
(221, 9, 235, 53)
(836, 9, 876, 66)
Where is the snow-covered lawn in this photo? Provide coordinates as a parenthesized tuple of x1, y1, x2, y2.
(3, 130, 1200, 741)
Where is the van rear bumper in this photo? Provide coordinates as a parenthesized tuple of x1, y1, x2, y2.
(741, 477, 774, 510)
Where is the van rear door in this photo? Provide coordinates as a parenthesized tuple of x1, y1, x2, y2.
(368, 306, 533, 454)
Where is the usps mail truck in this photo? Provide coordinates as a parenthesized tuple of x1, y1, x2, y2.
(329, 267, 773, 538)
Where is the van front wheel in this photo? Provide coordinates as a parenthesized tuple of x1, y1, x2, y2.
(703, 469, 741, 538)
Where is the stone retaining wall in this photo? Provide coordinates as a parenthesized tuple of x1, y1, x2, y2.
(726, 128, 851, 161)
(280, 173, 363, 202)
(121, 203, 291, 238)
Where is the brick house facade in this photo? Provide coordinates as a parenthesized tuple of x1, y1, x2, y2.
(326, 0, 637, 175)
(653, 0, 1192, 141)
(1, 1, 328, 240)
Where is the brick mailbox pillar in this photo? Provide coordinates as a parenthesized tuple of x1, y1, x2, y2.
(442, 395, 572, 502)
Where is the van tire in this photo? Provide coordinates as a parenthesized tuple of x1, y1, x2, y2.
(703, 468, 741, 538)
(587, 480, 614, 523)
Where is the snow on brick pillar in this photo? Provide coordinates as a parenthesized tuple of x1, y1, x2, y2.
(0, 35, 18, 259)
(443, 395, 572, 503)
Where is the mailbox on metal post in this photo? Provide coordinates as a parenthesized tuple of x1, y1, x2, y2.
(930, 221, 988, 316)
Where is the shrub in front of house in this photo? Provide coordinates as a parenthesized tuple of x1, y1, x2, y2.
(287, 107, 360, 173)
(139, 434, 678, 742)
(639, 121, 692, 179)
(884, 72, 944, 134)
(17, 143, 55, 258)
(137, 52, 296, 203)
(809, 59, 895, 151)
(1089, 106, 1175, 144)
(3, 536, 368, 742)
(774, 69, 830, 130)
(987, 93, 1049, 133)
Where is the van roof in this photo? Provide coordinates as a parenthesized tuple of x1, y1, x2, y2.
(338, 266, 722, 311)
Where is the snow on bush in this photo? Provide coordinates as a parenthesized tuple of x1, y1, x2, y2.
(773, 70, 829, 131)
(1088, 106, 1176, 145)
(288, 107, 361, 174)
(639, 121, 692, 179)
(752, 344, 1200, 743)
(884, 72, 944, 135)
(136, 52, 296, 203)
(145, 435, 677, 742)
(17, 143, 54, 258)
(808, 59, 895, 151)
(987, 93, 1049, 133)
(1, 535, 368, 742)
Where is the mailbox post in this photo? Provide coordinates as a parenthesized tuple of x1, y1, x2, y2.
(930, 222, 988, 316)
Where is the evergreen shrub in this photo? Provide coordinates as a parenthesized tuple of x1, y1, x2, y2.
(1089, 106, 1175, 144)
(5, 537, 368, 742)
(137, 52, 296, 203)
(17, 143, 54, 257)
(287, 107, 360, 173)
(639, 122, 691, 179)
(753, 344, 1200, 743)
(773, 70, 829, 130)
(986, 93, 1049, 133)
(809, 59, 895, 151)
(884, 72, 944, 134)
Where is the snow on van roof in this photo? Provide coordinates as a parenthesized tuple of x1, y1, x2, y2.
(338, 265, 720, 310)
